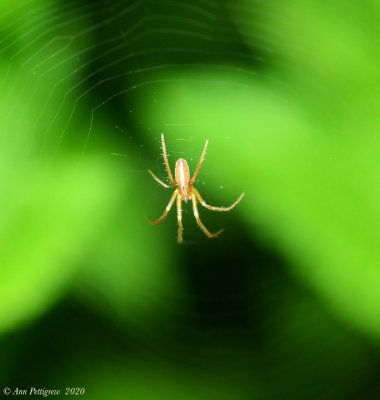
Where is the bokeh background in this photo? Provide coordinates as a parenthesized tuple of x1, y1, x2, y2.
(1, 0, 380, 398)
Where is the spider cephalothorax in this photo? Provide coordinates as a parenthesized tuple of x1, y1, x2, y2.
(147, 134, 244, 243)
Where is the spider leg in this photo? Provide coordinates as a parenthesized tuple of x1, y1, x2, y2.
(191, 194, 223, 239)
(147, 189, 178, 225)
(177, 194, 183, 244)
(194, 188, 245, 211)
(189, 139, 208, 186)
(148, 169, 176, 189)
(161, 133, 176, 184)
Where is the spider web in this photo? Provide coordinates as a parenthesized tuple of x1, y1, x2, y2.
(0, 0, 279, 161)
(2, 0, 300, 221)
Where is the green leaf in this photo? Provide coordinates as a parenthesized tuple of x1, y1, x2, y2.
(138, 70, 380, 339)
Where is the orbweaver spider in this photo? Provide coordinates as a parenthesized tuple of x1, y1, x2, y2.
(147, 134, 245, 243)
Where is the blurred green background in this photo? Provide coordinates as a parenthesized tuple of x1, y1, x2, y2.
(1, 0, 380, 398)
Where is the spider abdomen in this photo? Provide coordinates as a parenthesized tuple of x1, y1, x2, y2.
(175, 158, 190, 189)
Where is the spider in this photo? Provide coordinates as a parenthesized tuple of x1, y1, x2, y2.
(147, 133, 245, 244)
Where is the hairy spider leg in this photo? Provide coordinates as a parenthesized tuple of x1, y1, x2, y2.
(161, 133, 176, 184)
(194, 189, 245, 211)
(148, 169, 176, 189)
(189, 139, 208, 186)
(147, 189, 178, 225)
(177, 194, 183, 243)
(191, 194, 224, 238)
